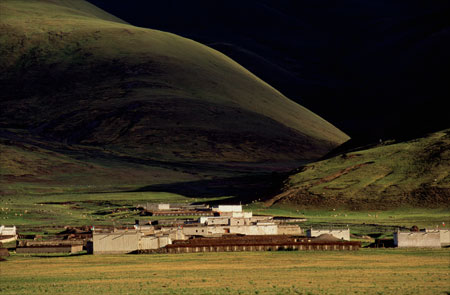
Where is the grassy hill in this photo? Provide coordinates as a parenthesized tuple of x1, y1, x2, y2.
(265, 129, 450, 209)
(88, 0, 450, 141)
(0, 0, 348, 196)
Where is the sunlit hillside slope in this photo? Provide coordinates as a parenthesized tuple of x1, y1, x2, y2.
(0, 0, 348, 166)
(266, 130, 450, 209)
(0, 0, 348, 196)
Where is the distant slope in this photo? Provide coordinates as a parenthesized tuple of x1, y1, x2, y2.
(0, 0, 348, 195)
(88, 0, 450, 141)
(266, 130, 450, 209)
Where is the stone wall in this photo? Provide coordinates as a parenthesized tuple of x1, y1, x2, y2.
(425, 229, 450, 246)
(93, 231, 141, 254)
(439, 230, 450, 246)
(16, 244, 83, 254)
(394, 232, 441, 248)
(139, 236, 171, 250)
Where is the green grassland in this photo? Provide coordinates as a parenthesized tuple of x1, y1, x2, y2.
(247, 204, 450, 229)
(0, 191, 232, 232)
(0, 0, 447, 244)
(266, 129, 450, 209)
(1, 250, 449, 295)
(1, 190, 447, 238)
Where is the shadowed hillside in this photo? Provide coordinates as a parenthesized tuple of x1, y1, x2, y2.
(88, 0, 450, 142)
(0, 0, 348, 195)
(266, 129, 450, 209)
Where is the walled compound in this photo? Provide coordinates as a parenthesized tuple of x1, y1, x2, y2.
(93, 205, 305, 254)
(394, 230, 441, 248)
(394, 229, 449, 248)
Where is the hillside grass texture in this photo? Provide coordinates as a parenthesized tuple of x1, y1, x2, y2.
(267, 129, 450, 209)
(0, 0, 348, 165)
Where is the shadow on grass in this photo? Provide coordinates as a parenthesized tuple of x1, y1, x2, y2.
(131, 173, 287, 205)
(31, 251, 88, 258)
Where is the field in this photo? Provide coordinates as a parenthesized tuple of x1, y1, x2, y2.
(1, 250, 449, 295)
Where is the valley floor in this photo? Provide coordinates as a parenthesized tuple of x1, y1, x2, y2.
(0, 249, 448, 295)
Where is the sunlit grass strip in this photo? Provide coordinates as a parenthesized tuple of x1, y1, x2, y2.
(0, 249, 448, 295)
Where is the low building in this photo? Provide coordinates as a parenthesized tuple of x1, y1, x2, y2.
(16, 240, 84, 254)
(93, 229, 179, 254)
(164, 234, 361, 253)
(200, 216, 230, 225)
(0, 225, 16, 236)
(219, 212, 253, 218)
(212, 205, 242, 213)
(394, 231, 441, 248)
(306, 228, 350, 241)
(182, 223, 282, 237)
(0, 225, 17, 243)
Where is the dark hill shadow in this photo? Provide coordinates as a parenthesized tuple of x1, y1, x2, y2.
(88, 0, 450, 140)
(132, 173, 287, 205)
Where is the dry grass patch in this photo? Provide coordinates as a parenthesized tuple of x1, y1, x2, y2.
(0, 249, 449, 294)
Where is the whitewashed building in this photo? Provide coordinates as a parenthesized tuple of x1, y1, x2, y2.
(212, 205, 243, 213)
(0, 225, 16, 236)
(0, 225, 17, 243)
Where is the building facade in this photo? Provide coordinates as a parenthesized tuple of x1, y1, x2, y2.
(394, 231, 441, 248)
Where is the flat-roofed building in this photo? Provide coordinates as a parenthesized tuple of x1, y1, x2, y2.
(212, 205, 242, 213)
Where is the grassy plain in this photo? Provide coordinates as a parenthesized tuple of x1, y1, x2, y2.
(0, 191, 231, 233)
(1, 250, 449, 295)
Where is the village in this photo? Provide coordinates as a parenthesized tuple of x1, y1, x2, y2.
(0, 203, 449, 257)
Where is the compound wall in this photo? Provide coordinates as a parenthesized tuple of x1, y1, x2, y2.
(93, 231, 141, 254)
(394, 232, 441, 248)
